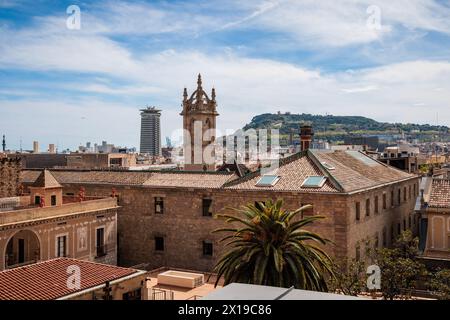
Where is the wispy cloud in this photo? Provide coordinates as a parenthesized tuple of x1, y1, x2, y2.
(0, 0, 450, 149)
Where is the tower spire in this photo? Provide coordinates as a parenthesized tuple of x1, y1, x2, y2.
(197, 73, 202, 89)
(2, 135, 5, 152)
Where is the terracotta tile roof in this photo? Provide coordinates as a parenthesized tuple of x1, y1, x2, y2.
(31, 170, 62, 188)
(21, 170, 41, 184)
(224, 150, 416, 193)
(224, 152, 340, 193)
(142, 172, 239, 189)
(311, 150, 415, 193)
(21, 170, 239, 189)
(22, 170, 154, 185)
(20, 151, 416, 193)
(0, 258, 140, 300)
(428, 179, 450, 209)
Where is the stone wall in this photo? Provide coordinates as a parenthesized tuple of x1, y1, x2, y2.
(59, 177, 419, 272)
(0, 200, 118, 271)
(0, 157, 21, 198)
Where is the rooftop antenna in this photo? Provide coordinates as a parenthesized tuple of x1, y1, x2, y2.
(2, 134, 5, 152)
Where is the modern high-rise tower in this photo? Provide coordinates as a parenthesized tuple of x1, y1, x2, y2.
(140, 106, 161, 156)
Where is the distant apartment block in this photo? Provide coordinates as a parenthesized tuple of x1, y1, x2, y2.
(140, 107, 161, 156)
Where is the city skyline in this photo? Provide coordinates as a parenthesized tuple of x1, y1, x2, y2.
(1, 0, 450, 150)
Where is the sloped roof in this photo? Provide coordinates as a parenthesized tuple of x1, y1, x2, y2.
(0, 258, 141, 300)
(31, 170, 62, 188)
(224, 152, 340, 193)
(310, 150, 414, 193)
(142, 172, 238, 189)
(22, 169, 238, 189)
(21, 150, 417, 194)
(428, 179, 450, 209)
(224, 150, 416, 193)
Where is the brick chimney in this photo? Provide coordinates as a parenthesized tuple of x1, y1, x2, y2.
(300, 125, 314, 152)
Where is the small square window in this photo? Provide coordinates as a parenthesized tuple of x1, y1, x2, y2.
(302, 176, 327, 188)
(155, 237, 164, 251)
(51, 195, 57, 206)
(203, 241, 213, 256)
(202, 199, 213, 217)
(355, 202, 361, 221)
(301, 203, 314, 217)
(255, 201, 266, 211)
(256, 175, 280, 187)
(155, 197, 164, 214)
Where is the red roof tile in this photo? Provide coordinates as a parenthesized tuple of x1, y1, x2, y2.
(0, 258, 139, 300)
(428, 179, 450, 209)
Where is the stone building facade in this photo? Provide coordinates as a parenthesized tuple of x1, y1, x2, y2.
(416, 178, 450, 266)
(21, 150, 419, 272)
(0, 157, 21, 198)
(1, 170, 119, 271)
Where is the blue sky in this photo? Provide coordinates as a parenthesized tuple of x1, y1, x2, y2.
(1, 0, 450, 151)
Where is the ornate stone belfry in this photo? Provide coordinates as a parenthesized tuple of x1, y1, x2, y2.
(181, 74, 219, 171)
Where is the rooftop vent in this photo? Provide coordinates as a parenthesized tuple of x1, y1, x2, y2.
(301, 176, 327, 188)
(256, 175, 281, 187)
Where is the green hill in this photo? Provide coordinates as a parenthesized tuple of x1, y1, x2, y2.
(242, 113, 450, 143)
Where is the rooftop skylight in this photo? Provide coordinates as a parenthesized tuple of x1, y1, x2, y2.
(321, 162, 335, 170)
(256, 175, 280, 187)
(301, 176, 327, 188)
(345, 150, 379, 167)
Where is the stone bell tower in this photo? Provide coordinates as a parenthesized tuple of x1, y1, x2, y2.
(181, 74, 219, 171)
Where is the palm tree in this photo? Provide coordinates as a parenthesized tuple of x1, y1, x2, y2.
(212, 199, 334, 291)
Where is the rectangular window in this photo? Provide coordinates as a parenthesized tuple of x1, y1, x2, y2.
(404, 187, 407, 201)
(356, 202, 361, 221)
(51, 195, 57, 206)
(403, 219, 406, 231)
(202, 241, 213, 256)
(391, 190, 394, 207)
(255, 201, 265, 211)
(408, 216, 411, 229)
(398, 189, 401, 205)
(383, 194, 387, 210)
(57, 236, 67, 257)
(366, 199, 370, 217)
(301, 203, 314, 217)
(155, 197, 164, 214)
(382, 228, 387, 247)
(123, 289, 142, 301)
(96, 228, 106, 257)
(397, 223, 401, 235)
(409, 186, 412, 199)
(391, 225, 394, 245)
(375, 196, 379, 214)
(155, 236, 164, 251)
(35, 196, 41, 205)
(202, 199, 213, 217)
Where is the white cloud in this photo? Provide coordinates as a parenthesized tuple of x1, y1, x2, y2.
(1, 1, 450, 149)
